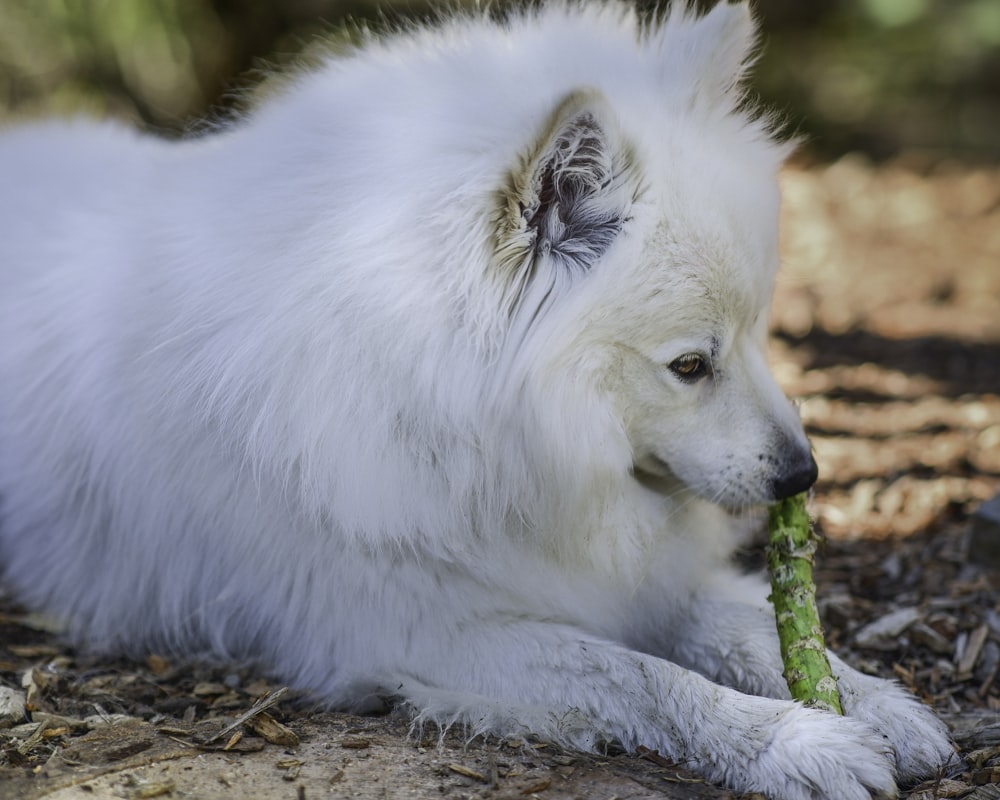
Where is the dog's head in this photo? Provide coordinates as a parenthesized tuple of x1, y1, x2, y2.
(490, 2, 815, 511)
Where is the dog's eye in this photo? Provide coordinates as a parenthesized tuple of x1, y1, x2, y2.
(668, 354, 710, 382)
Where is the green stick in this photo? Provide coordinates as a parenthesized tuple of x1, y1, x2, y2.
(766, 492, 843, 715)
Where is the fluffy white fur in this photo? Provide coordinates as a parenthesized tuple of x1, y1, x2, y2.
(0, 3, 952, 798)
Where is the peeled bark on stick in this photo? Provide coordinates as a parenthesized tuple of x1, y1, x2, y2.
(767, 492, 843, 715)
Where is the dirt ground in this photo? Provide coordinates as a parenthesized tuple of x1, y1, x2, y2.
(1, 157, 999, 800)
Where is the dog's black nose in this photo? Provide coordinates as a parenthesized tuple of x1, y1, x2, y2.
(770, 451, 818, 500)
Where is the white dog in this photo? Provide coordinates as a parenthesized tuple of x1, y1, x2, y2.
(0, 3, 952, 797)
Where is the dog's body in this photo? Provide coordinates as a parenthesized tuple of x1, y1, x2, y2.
(0, 3, 951, 797)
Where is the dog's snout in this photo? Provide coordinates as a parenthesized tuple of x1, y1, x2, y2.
(770, 449, 818, 500)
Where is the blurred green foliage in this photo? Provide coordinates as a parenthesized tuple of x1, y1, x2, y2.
(0, 0, 996, 161)
(753, 0, 1000, 160)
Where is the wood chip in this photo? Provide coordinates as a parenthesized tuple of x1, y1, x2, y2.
(853, 606, 922, 648)
(0, 686, 26, 728)
(448, 763, 487, 782)
(340, 737, 370, 749)
(202, 686, 289, 745)
(243, 680, 275, 697)
(971, 766, 1000, 785)
(145, 654, 171, 675)
(193, 682, 228, 697)
(32, 712, 88, 732)
(248, 711, 300, 747)
(131, 780, 176, 798)
(979, 662, 998, 698)
(969, 493, 1000, 569)
(154, 724, 195, 737)
(519, 778, 552, 794)
(637, 746, 678, 769)
(958, 624, 990, 680)
(17, 722, 52, 756)
(908, 778, 975, 799)
(9, 644, 61, 658)
(909, 622, 954, 655)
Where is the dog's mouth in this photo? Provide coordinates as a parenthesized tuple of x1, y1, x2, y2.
(631, 453, 681, 494)
(631, 452, 771, 511)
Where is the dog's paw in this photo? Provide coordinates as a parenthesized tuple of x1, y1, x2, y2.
(840, 678, 955, 783)
(703, 702, 897, 800)
(755, 704, 898, 800)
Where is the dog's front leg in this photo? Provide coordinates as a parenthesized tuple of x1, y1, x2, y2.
(629, 567, 955, 784)
(630, 567, 792, 696)
(374, 617, 896, 800)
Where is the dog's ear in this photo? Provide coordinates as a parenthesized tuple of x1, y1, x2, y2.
(493, 90, 638, 305)
(673, 1, 758, 103)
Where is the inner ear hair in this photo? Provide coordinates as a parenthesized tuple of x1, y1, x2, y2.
(492, 89, 639, 309)
(527, 106, 622, 265)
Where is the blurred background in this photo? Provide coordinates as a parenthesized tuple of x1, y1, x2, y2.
(0, 0, 997, 164)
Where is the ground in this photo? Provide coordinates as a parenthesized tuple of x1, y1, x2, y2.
(1, 158, 999, 799)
